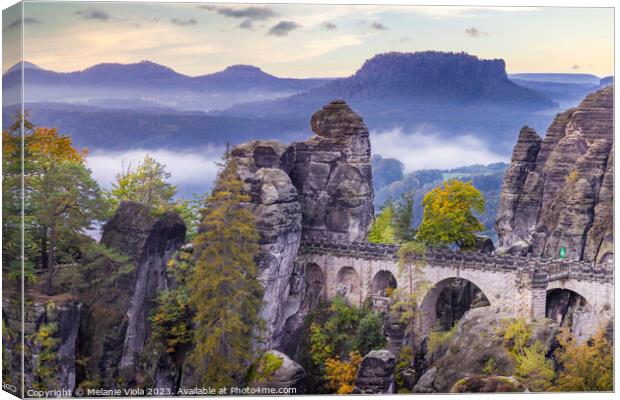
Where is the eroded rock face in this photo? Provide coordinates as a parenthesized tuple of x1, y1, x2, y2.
(230, 100, 374, 351)
(290, 100, 374, 242)
(277, 262, 325, 358)
(230, 142, 303, 349)
(100, 201, 186, 384)
(2, 296, 81, 394)
(413, 307, 559, 393)
(354, 350, 396, 394)
(496, 86, 613, 262)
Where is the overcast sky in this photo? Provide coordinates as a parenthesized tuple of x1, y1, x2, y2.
(3, 2, 614, 78)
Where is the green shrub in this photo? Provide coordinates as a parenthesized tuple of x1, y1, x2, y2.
(354, 312, 387, 355)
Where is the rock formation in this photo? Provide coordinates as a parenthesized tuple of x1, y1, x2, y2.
(229, 100, 373, 351)
(229, 141, 302, 349)
(289, 100, 374, 242)
(2, 298, 82, 393)
(98, 201, 186, 386)
(496, 86, 613, 262)
(354, 350, 396, 394)
(250, 350, 306, 393)
(413, 307, 559, 393)
(277, 262, 325, 358)
(451, 375, 524, 393)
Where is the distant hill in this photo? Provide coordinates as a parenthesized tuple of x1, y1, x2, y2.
(4, 61, 42, 74)
(1, 60, 332, 111)
(217, 52, 557, 154)
(2, 102, 308, 151)
(223, 52, 554, 114)
(508, 73, 601, 85)
(599, 76, 614, 87)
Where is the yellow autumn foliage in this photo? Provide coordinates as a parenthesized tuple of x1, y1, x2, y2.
(324, 351, 363, 394)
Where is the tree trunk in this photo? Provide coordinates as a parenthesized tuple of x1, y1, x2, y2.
(46, 221, 56, 296)
(409, 263, 416, 368)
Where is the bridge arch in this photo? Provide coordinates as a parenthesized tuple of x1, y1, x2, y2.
(371, 270, 397, 297)
(546, 288, 599, 342)
(336, 266, 362, 306)
(305, 262, 326, 301)
(419, 277, 490, 337)
(546, 279, 612, 327)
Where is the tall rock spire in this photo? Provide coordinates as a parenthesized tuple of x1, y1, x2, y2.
(496, 86, 613, 262)
(290, 100, 375, 242)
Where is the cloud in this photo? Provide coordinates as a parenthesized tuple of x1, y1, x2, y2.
(465, 27, 489, 37)
(86, 148, 224, 192)
(200, 5, 277, 20)
(322, 22, 337, 30)
(370, 127, 507, 172)
(171, 18, 197, 27)
(238, 19, 255, 30)
(201, 5, 279, 31)
(75, 8, 111, 22)
(268, 21, 301, 37)
(3, 17, 40, 32)
(370, 22, 388, 31)
(572, 64, 580, 70)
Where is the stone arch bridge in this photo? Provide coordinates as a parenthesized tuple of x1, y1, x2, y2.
(296, 239, 614, 337)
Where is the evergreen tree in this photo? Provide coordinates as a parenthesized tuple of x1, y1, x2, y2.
(3, 116, 106, 293)
(188, 158, 263, 388)
(393, 189, 416, 243)
(31, 161, 106, 294)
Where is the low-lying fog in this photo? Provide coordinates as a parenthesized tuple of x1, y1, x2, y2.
(86, 126, 509, 201)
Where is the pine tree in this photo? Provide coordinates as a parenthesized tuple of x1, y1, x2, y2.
(393, 189, 416, 243)
(188, 158, 263, 388)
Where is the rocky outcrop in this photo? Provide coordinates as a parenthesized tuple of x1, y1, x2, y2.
(451, 375, 524, 393)
(354, 350, 396, 394)
(229, 100, 373, 352)
(230, 141, 303, 349)
(289, 100, 374, 242)
(99, 201, 186, 385)
(2, 294, 81, 394)
(496, 86, 613, 262)
(413, 307, 559, 393)
(250, 350, 306, 393)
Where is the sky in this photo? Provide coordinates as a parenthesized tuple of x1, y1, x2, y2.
(2, 2, 614, 78)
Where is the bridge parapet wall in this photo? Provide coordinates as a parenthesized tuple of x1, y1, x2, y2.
(299, 239, 613, 284)
(297, 239, 613, 330)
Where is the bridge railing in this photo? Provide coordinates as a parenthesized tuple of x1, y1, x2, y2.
(299, 238, 613, 282)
